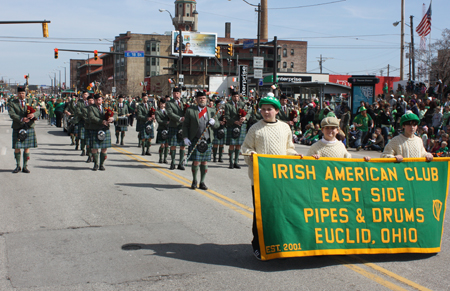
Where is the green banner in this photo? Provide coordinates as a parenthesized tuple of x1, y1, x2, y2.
(254, 155, 449, 261)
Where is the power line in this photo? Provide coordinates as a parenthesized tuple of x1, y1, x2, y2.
(267, 0, 346, 10)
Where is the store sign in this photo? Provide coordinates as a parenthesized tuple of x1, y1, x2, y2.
(239, 65, 248, 97)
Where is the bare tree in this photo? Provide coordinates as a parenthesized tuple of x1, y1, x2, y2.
(430, 29, 450, 85)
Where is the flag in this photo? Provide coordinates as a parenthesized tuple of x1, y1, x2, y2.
(140, 82, 144, 86)
(232, 77, 237, 82)
(168, 78, 173, 84)
(416, 3, 431, 37)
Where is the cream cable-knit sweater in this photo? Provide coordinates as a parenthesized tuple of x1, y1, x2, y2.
(242, 120, 298, 184)
(307, 139, 351, 158)
(381, 134, 429, 158)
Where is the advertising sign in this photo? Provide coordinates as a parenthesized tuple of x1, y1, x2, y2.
(172, 31, 217, 57)
(352, 85, 375, 114)
(239, 65, 248, 97)
(253, 155, 449, 261)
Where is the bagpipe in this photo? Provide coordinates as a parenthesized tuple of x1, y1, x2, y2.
(231, 107, 248, 139)
(18, 105, 37, 142)
(144, 107, 156, 135)
(97, 108, 114, 141)
(183, 101, 226, 165)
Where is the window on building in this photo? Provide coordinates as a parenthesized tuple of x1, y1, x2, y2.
(291, 49, 294, 55)
(283, 62, 287, 68)
(146, 58, 150, 65)
(152, 58, 156, 66)
(187, 13, 189, 17)
(157, 58, 160, 65)
(151, 43, 156, 52)
(151, 71, 157, 77)
(146, 44, 150, 52)
(146, 71, 150, 76)
(283, 48, 287, 57)
(157, 44, 160, 52)
(290, 62, 294, 68)
(186, 25, 189, 31)
(261, 50, 265, 54)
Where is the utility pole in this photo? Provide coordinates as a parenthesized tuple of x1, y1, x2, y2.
(400, 0, 405, 80)
(387, 64, 390, 77)
(410, 15, 415, 81)
(272, 36, 278, 96)
(317, 54, 333, 74)
(256, 2, 261, 96)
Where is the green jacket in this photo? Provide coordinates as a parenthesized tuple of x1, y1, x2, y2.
(166, 99, 187, 128)
(83, 104, 93, 130)
(156, 109, 170, 131)
(224, 100, 247, 127)
(182, 106, 219, 140)
(277, 105, 292, 123)
(136, 103, 154, 124)
(114, 103, 129, 117)
(88, 105, 109, 131)
(9, 99, 40, 129)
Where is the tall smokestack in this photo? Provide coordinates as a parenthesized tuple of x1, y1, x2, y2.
(225, 22, 231, 39)
(261, 0, 268, 40)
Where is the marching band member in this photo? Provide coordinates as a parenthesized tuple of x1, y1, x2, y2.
(225, 91, 248, 169)
(212, 100, 226, 163)
(182, 91, 220, 190)
(136, 94, 155, 156)
(9, 86, 40, 173)
(155, 99, 170, 163)
(166, 88, 187, 170)
(113, 95, 129, 146)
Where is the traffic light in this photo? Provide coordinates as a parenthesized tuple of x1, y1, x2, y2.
(94, 50, 98, 61)
(54, 48, 58, 59)
(215, 46, 221, 59)
(24, 75, 27, 79)
(227, 44, 233, 56)
(42, 22, 49, 38)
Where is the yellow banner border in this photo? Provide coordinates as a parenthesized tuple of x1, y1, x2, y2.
(253, 154, 450, 261)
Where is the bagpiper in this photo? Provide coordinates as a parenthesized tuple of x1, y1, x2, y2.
(166, 87, 187, 170)
(155, 99, 170, 163)
(212, 99, 226, 162)
(9, 86, 40, 173)
(136, 94, 155, 155)
(224, 91, 248, 169)
(87, 94, 115, 170)
(76, 91, 90, 156)
(113, 95, 129, 145)
(83, 95, 95, 162)
(182, 91, 220, 190)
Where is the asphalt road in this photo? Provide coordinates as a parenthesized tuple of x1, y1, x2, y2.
(0, 111, 448, 291)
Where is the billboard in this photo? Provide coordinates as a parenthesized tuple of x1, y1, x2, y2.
(171, 31, 217, 57)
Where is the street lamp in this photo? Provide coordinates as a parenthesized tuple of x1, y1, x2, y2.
(393, 14, 415, 81)
(159, 8, 183, 87)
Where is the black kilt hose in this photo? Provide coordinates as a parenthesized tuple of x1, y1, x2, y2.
(168, 127, 186, 147)
(139, 122, 154, 139)
(12, 128, 37, 149)
(188, 137, 212, 162)
(115, 125, 128, 132)
(90, 129, 112, 149)
(226, 123, 247, 145)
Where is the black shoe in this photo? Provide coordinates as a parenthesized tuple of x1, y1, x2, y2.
(234, 163, 241, 169)
(191, 181, 197, 189)
(213, 157, 217, 162)
(177, 164, 185, 171)
(218, 158, 223, 163)
(22, 167, 30, 173)
(99, 165, 105, 171)
(169, 163, 176, 170)
(70, 141, 75, 146)
(159, 159, 163, 163)
(253, 249, 261, 261)
(145, 150, 151, 156)
(12, 166, 21, 173)
(141, 149, 145, 156)
(116, 139, 119, 144)
(229, 163, 234, 169)
(120, 141, 124, 146)
(86, 156, 92, 163)
(80, 150, 85, 156)
(92, 164, 98, 171)
(199, 182, 208, 190)
(163, 159, 168, 164)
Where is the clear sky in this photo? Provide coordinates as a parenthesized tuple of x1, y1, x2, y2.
(0, 0, 447, 87)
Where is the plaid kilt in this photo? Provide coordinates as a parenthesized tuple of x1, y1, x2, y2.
(168, 127, 185, 147)
(188, 138, 212, 162)
(77, 121, 85, 139)
(115, 125, 128, 132)
(12, 128, 38, 149)
(156, 129, 168, 144)
(139, 122, 154, 139)
(212, 128, 225, 145)
(90, 129, 112, 149)
(226, 123, 247, 145)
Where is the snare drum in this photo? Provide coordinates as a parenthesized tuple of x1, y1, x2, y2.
(117, 116, 129, 127)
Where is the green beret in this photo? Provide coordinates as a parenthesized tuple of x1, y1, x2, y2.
(259, 96, 280, 110)
(400, 112, 420, 126)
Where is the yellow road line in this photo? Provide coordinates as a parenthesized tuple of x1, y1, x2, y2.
(333, 257, 408, 291)
(349, 256, 433, 291)
(112, 146, 253, 219)
(112, 145, 430, 291)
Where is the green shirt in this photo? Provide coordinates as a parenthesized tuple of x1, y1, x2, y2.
(353, 114, 372, 132)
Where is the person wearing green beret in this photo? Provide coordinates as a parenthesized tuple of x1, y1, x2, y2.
(352, 106, 373, 150)
(365, 112, 433, 162)
(241, 95, 302, 260)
